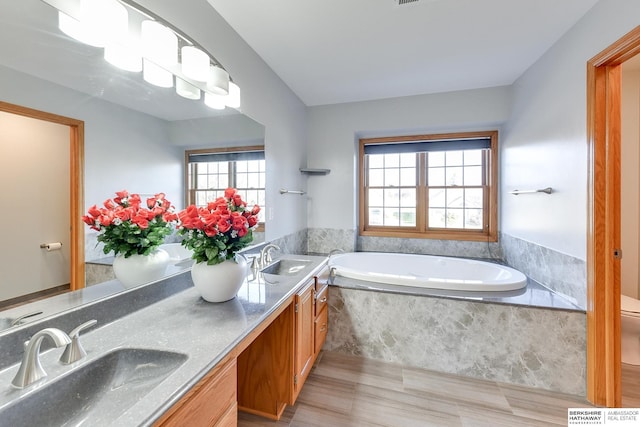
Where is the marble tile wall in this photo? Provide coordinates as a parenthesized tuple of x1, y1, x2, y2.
(271, 228, 308, 255)
(307, 228, 356, 254)
(501, 233, 586, 309)
(85, 231, 105, 262)
(306, 228, 503, 259)
(358, 235, 503, 259)
(325, 286, 586, 396)
(85, 263, 115, 286)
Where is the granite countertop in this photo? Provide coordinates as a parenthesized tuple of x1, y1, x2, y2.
(0, 254, 328, 426)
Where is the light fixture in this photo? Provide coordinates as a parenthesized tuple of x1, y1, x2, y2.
(141, 20, 177, 88)
(142, 60, 173, 88)
(141, 20, 177, 67)
(59, 0, 127, 48)
(225, 81, 241, 108)
(181, 46, 209, 82)
(176, 78, 201, 100)
(204, 92, 226, 110)
(207, 66, 230, 96)
(105, 37, 142, 72)
(43, 0, 241, 110)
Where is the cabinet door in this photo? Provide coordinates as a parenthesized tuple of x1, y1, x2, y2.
(157, 358, 236, 427)
(293, 280, 315, 402)
(314, 305, 328, 355)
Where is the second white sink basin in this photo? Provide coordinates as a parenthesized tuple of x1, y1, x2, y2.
(261, 259, 312, 276)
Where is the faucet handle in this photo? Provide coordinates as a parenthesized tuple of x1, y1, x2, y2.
(60, 319, 97, 365)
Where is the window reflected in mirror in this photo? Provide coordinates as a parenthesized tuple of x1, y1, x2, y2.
(186, 146, 266, 230)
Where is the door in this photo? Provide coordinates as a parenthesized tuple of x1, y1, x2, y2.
(0, 111, 70, 302)
(0, 101, 85, 304)
(587, 26, 640, 407)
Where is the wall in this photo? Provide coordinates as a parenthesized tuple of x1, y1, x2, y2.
(621, 65, 640, 299)
(0, 66, 181, 208)
(501, 0, 640, 261)
(497, 0, 640, 307)
(0, 65, 182, 261)
(167, 114, 265, 148)
(305, 86, 512, 254)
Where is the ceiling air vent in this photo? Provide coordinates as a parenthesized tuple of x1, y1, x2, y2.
(394, 0, 420, 5)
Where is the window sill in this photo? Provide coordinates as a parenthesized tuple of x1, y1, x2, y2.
(359, 228, 498, 242)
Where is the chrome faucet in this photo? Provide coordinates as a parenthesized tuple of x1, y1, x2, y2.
(9, 311, 44, 328)
(328, 248, 344, 257)
(260, 243, 281, 268)
(60, 319, 97, 365)
(11, 328, 71, 389)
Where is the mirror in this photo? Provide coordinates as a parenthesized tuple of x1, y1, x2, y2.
(0, 0, 266, 324)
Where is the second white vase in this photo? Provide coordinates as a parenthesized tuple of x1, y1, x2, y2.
(190, 257, 248, 302)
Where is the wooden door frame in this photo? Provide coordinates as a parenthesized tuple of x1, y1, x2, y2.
(0, 101, 85, 291)
(587, 26, 640, 407)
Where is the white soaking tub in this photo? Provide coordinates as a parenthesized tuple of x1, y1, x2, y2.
(328, 252, 527, 292)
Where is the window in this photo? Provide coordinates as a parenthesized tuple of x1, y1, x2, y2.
(185, 146, 266, 229)
(359, 131, 497, 241)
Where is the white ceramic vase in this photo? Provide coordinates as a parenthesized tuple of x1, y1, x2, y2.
(112, 248, 170, 288)
(190, 257, 248, 303)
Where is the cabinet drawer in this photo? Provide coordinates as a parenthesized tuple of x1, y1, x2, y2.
(314, 306, 328, 355)
(215, 401, 238, 427)
(315, 285, 328, 317)
(159, 358, 237, 427)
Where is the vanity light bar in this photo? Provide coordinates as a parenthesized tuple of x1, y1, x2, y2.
(40, 0, 240, 110)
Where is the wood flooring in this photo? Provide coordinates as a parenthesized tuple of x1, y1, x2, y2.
(623, 362, 640, 408)
(238, 351, 597, 426)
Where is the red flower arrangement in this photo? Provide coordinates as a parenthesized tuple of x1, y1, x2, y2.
(177, 188, 260, 265)
(83, 190, 178, 258)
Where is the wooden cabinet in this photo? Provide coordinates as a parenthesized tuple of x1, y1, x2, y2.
(314, 300, 328, 355)
(156, 358, 237, 427)
(234, 263, 331, 422)
(237, 304, 293, 421)
(292, 279, 315, 402)
(292, 270, 330, 401)
(153, 261, 330, 425)
(313, 265, 330, 358)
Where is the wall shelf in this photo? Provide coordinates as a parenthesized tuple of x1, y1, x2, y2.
(299, 168, 330, 175)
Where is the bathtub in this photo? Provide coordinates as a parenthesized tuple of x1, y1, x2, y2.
(328, 252, 527, 292)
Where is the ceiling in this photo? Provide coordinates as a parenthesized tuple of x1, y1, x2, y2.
(206, 0, 600, 106)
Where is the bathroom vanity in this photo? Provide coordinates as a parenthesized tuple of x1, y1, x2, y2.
(0, 255, 329, 426)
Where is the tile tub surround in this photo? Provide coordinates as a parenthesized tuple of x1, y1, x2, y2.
(501, 233, 586, 309)
(358, 234, 503, 259)
(325, 286, 586, 396)
(307, 228, 584, 307)
(307, 228, 356, 254)
(306, 227, 504, 259)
